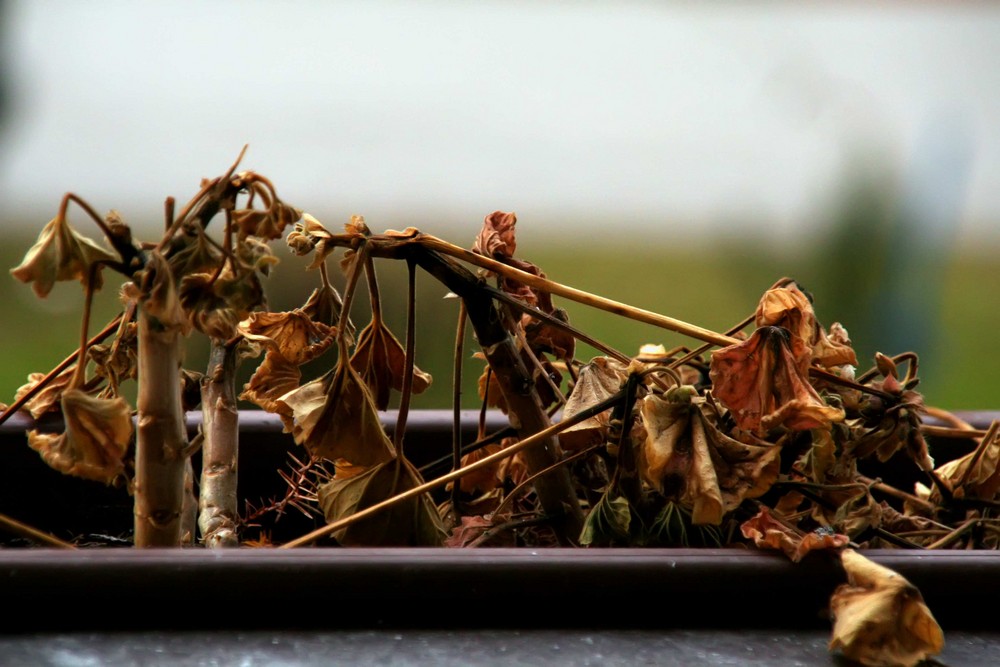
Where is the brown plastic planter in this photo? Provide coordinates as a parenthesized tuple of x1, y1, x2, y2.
(1, 409, 999, 635)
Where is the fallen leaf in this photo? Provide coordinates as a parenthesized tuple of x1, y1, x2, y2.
(829, 549, 944, 667)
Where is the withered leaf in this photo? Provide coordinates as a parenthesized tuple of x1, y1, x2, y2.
(639, 390, 782, 525)
(276, 362, 396, 467)
(317, 457, 446, 546)
(923, 422, 1000, 503)
(11, 214, 119, 298)
(27, 388, 133, 484)
(238, 310, 334, 365)
(829, 549, 944, 667)
(709, 326, 845, 435)
(558, 356, 629, 452)
(444, 514, 516, 548)
(14, 367, 77, 419)
(739, 506, 849, 562)
(131, 250, 190, 333)
(755, 281, 816, 356)
(350, 318, 432, 411)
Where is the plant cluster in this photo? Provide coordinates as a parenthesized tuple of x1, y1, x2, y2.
(2, 150, 996, 665)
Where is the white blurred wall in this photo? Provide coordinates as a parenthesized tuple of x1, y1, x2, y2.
(0, 1, 997, 246)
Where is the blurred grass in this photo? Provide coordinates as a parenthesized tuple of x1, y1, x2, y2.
(1, 225, 997, 415)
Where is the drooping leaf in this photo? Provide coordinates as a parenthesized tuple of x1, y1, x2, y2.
(350, 318, 432, 411)
(276, 362, 396, 467)
(709, 326, 845, 436)
(27, 388, 134, 484)
(639, 390, 782, 525)
(317, 457, 446, 546)
(829, 549, 944, 667)
(11, 214, 119, 298)
(558, 356, 629, 452)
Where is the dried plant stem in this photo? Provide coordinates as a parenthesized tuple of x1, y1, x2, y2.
(0, 512, 76, 549)
(412, 248, 585, 544)
(419, 235, 738, 348)
(133, 308, 189, 547)
(198, 339, 241, 548)
(279, 389, 621, 548)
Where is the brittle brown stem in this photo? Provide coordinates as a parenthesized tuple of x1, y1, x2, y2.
(0, 313, 125, 427)
(0, 512, 76, 549)
(419, 235, 738, 348)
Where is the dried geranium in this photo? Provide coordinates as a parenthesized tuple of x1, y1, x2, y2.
(126, 250, 190, 333)
(739, 506, 849, 562)
(275, 361, 396, 468)
(317, 457, 446, 546)
(639, 388, 782, 525)
(238, 310, 335, 413)
(471, 210, 554, 313)
(754, 281, 816, 356)
(849, 353, 934, 472)
(829, 549, 944, 667)
(10, 213, 119, 298)
(918, 421, 1000, 504)
(350, 318, 432, 411)
(14, 367, 78, 419)
(26, 388, 133, 484)
(709, 325, 845, 436)
(444, 514, 516, 548)
(558, 356, 630, 452)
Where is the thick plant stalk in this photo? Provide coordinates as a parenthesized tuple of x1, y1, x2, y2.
(412, 248, 586, 544)
(134, 308, 190, 547)
(198, 340, 240, 548)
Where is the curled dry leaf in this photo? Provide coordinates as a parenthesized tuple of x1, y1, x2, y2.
(709, 326, 845, 436)
(920, 422, 1000, 504)
(129, 250, 191, 334)
(276, 362, 396, 468)
(639, 389, 782, 525)
(10, 214, 119, 298)
(350, 318, 432, 411)
(317, 458, 446, 546)
(237, 310, 335, 413)
(829, 549, 944, 667)
(27, 388, 134, 484)
(14, 366, 78, 419)
(739, 506, 849, 562)
(558, 356, 629, 452)
(754, 281, 816, 357)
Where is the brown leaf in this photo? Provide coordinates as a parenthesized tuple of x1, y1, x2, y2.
(829, 549, 944, 667)
(238, 310, 334, 365)
(276, 362, 396, 467)
(739, 506, 849, 562)
(14, 367, 77, 419)
(11, 214, 119, 298)
(709, 326, 845, 436)
(350, 318, 432, 411)
(27, 388, 133, 484)
(557, 356, 629, 452)
(317, 457, 446, 546)
(926, 422, 1000, 502)
(639, 390, 782, 525)
(472, 210, 518, 258)
(755, 282, 816, 356)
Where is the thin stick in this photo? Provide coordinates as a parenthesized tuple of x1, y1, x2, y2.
(0, 512, 77, 549)
(0, 313, 125, 427)
(419, 235, 738, 348)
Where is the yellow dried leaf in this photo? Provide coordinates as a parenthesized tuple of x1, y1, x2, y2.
(829, 549, 944, 667)
(276, 363, 396, 467)
(27, 388, 133, 484)
(11, 214, 119, 298)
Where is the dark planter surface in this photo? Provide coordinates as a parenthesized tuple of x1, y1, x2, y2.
(2, 410, 999, 665)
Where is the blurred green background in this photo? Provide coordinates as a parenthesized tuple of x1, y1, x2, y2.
(2, 187, 997, 414)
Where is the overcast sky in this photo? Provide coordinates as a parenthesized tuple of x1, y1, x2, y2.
(0, 1, 997, 246)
